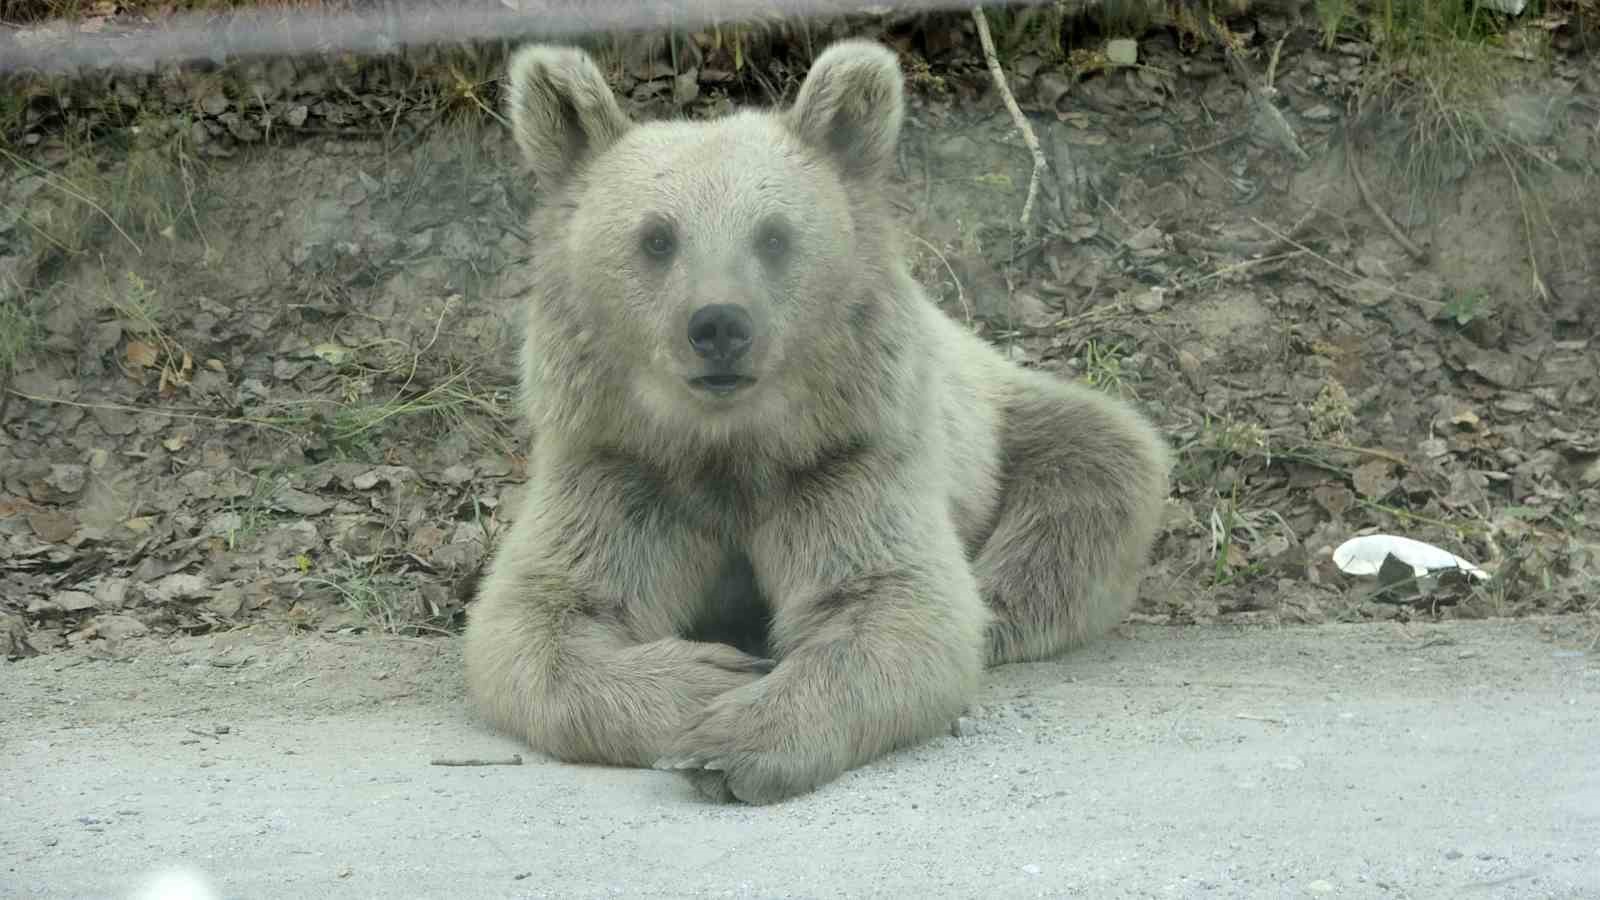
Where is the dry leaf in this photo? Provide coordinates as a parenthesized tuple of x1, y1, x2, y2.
(1312, 484, 1354, 517)
(27, 510, 78, 543)
(126, 340, 159, 368)
(1352, 459, 1398, 500)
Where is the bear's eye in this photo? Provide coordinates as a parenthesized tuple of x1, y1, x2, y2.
(756, 220, 791, 264)
(640, 221, 677, 261)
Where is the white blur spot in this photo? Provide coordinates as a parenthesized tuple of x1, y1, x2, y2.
(130, 865, 218, 900)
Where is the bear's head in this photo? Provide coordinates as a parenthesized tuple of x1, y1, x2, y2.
(505, 40, 918, 456)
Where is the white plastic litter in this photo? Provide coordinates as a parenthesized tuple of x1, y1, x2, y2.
(1332, 534, 1490, 581)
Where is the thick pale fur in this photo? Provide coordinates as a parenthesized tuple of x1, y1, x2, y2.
(464, 39, 1172, 804)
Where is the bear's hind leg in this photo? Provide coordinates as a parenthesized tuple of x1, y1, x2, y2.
(977, 372, 1170, 666)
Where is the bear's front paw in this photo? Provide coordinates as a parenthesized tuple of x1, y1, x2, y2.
(653, 686, 836, 805)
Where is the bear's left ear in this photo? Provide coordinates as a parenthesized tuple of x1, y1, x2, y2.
(786, 40, 905, 180)
(504, 44, 633, 190)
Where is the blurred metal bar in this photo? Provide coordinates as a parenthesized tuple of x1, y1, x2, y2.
(0, 0, 1058, 75)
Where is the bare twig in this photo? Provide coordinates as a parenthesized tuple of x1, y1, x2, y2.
(1306, 440, 1410, 466)
(1177, 203, 1320, 258)
(4, 390, 305, 439)
(1346, 131, 1429, 263)
(1248, 217, 1434, 304)
(430, 755, 525, 767)
(971, 6, 1051, 231)
(907, 231, 971, 325)
(1177, 250, 1307, 288)
(1147, 133, 1245, 162)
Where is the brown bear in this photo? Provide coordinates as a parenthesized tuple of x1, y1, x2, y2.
(464, 38, 1171, 804)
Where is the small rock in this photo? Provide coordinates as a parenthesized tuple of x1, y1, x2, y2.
(1306, 880, 1335, 893)
(93, 579, 129, 609)
(1579, 457, 1600, 485)
(950, 716, 981, 738)
(1302, 104, 1336, 122)
(199, 92, 228, 116)
(438, 464, 475, 485)
(1177, 347, 1204, 380)
(1021, 863, 1042, 876)
(205, 586, 245, 619)
(284, 104, 309, 128)
(673, 71, 699, 106)
(1132, 288, 1165, 313)
(1124, 224, 1164, 252)
(1355, 255, 1390, 278)
(2, 612, 34, 658)
(1106, 39, 1138, 66)
(274, 487, 333, 516)
(90, 614, 148, 641)
(43, 464, 88, 497)
(1035, 71, 1073, 108)
(218, 112, 262, 142)
(1464, 350, 1520, 388)
(350, 465, 416, 490)
(153, 573, 211, 603)
(1008, 291, 1057, 329)
(54, 591, 99, 613)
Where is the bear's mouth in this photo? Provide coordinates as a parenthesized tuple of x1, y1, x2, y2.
(689, 374, 756, 396)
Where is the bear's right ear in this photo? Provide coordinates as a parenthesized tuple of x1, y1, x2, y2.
(504, 44, 632, 189)
(786, 40, 905, 181)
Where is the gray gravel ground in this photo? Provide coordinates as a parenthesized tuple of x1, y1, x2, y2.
(2, 618, 1597, 899)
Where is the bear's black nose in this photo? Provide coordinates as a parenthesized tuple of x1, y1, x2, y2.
(687, 304, 754, 363)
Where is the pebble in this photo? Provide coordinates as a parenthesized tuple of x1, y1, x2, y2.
(1035, 72, 1073, 109)
(1021, 863, 1042, 876)
(1132, 288, 1165, 313)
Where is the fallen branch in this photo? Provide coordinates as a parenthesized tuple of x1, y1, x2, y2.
(430, 755, 524, 767)
(1176, 202, 1320, 257)
(1247, 216, 1434, 305)
(971, 5, 1052, 231)
(1346, 131, 1429, 263)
